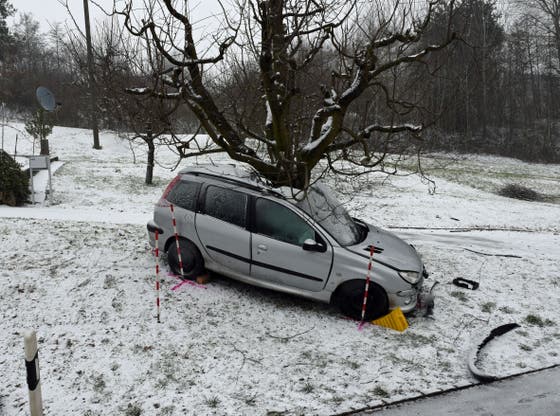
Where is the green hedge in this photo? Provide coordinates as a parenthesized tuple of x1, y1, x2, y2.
(0, 150, 30, 206)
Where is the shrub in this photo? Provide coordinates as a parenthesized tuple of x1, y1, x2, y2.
(0, 150, 30, 206)
(498, 184, 543, 201)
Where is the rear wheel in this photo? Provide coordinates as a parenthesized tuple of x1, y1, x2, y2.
(167, 239, 205, 280)
(334, 280, 389, 320)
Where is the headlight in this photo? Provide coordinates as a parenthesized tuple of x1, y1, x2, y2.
(399, 270, 420, 285)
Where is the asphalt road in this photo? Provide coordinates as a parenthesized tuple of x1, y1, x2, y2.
(353, 366, 560, 416)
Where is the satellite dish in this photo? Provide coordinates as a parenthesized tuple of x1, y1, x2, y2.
(36, 87, 56, 112)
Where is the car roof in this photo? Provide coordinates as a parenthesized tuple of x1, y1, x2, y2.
(179, 163, 278, 194)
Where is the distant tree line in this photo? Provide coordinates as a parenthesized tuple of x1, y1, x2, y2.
(0, 0, 559, 165)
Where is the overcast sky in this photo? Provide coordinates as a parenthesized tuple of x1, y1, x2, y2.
(9, 0, 223, 45)
(8, 0, 116, 31)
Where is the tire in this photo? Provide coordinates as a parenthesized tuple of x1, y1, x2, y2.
(334, 280, 389, 321)
(167, 239, 205, 280)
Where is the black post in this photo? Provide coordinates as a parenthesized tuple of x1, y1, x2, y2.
(145, 124, 154, 185)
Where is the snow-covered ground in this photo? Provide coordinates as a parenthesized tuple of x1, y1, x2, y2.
(1, 125, 559, 415)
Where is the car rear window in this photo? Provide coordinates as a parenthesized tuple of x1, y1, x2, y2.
(167, 180, 200, 211)
(204, 185, 247, 227)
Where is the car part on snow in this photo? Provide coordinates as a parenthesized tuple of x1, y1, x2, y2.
(463, 247, 522, 258)
(372, 307, 409, 332)
(468, 323, 520, 382)
(416, 281, 438, 317)
(453, 277, 479, 290)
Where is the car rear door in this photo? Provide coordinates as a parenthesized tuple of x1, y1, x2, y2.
(195, 184, 251, 275)
(250, 197, 332, 292)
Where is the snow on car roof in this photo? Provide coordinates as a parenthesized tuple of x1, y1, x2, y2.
(179, 163, 273, 189)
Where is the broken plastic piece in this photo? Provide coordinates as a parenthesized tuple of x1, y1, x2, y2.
(468, 323, 520, 382)
(453, 277, 479, 290)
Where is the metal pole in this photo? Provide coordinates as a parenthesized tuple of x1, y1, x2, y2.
(83, 0, 101, 150)
(1, 102, 5, 152)
(30, 167, 35, 205)
(47, 158, 53, 202)
(24, 330, 43, 416)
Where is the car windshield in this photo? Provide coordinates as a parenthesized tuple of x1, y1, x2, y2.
(295, 182, 362, 246)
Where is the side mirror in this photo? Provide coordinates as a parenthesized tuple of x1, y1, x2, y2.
(302, 239, 326, 253)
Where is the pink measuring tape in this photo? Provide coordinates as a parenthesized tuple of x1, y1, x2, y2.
(168, 272, 207, 290)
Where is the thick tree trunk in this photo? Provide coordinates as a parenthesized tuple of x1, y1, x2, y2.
(145, 137, 155, 185)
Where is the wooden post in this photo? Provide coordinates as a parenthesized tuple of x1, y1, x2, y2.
(24, 330, 43, 416)
(83, 0, 101, 150)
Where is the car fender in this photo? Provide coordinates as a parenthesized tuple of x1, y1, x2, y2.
(327, 247, 414, 300)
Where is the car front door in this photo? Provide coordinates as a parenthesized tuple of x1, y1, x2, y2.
(250, 197, 332, 292)
(195, 185, 250, 275)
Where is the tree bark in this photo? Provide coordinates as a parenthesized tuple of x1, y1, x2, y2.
(145, 134, 154, 185)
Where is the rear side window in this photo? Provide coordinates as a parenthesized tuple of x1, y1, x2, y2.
(167, 180, 200, 211)
(204, 186, 247, 227)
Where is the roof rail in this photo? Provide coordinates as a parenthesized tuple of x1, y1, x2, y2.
(188, 171, 286, 199)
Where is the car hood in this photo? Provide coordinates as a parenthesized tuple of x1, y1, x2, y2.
(345, 224, 422, 272)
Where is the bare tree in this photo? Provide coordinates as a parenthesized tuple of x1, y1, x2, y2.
(522, 0, 560, 71)
(101, 2, 457, 187)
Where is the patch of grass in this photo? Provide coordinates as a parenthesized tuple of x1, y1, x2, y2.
(157, 405, 175, 416)
(525, 314, 555, 327)
(439, 360, 452, 371)
(91, 374, 105, 393)
(124, 403, 142, 416)
(330, 395, 344, 404)
(301, 382, 314, 394)
(300, 350, 312, 360)
(372, 386, 390, 398)
(348, 360, 360, 370)
(499, 306, 515, 314)
(204, 396, 220, 408)
(450, 291, 468, 302)
(481, 302, 496, 313)
(404, 332, 437, 345)
(498, 184, 544, 201)
(243, 394, 257, 406)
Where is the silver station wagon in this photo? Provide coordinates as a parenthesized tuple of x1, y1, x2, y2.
(147, 164, 427, 320)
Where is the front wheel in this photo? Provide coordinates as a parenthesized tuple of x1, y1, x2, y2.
(334, 280, 389, 321)
(167, 239, 205, 280)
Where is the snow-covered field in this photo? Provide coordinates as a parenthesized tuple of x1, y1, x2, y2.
(1, 124, 559, 415)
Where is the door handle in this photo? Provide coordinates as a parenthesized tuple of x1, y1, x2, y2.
(257, 244, 268, 251)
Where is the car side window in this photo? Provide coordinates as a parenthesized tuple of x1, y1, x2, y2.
(167, 180, 200, 211)
(204, 185, 247, 227)
(255, 198, 315, 246)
